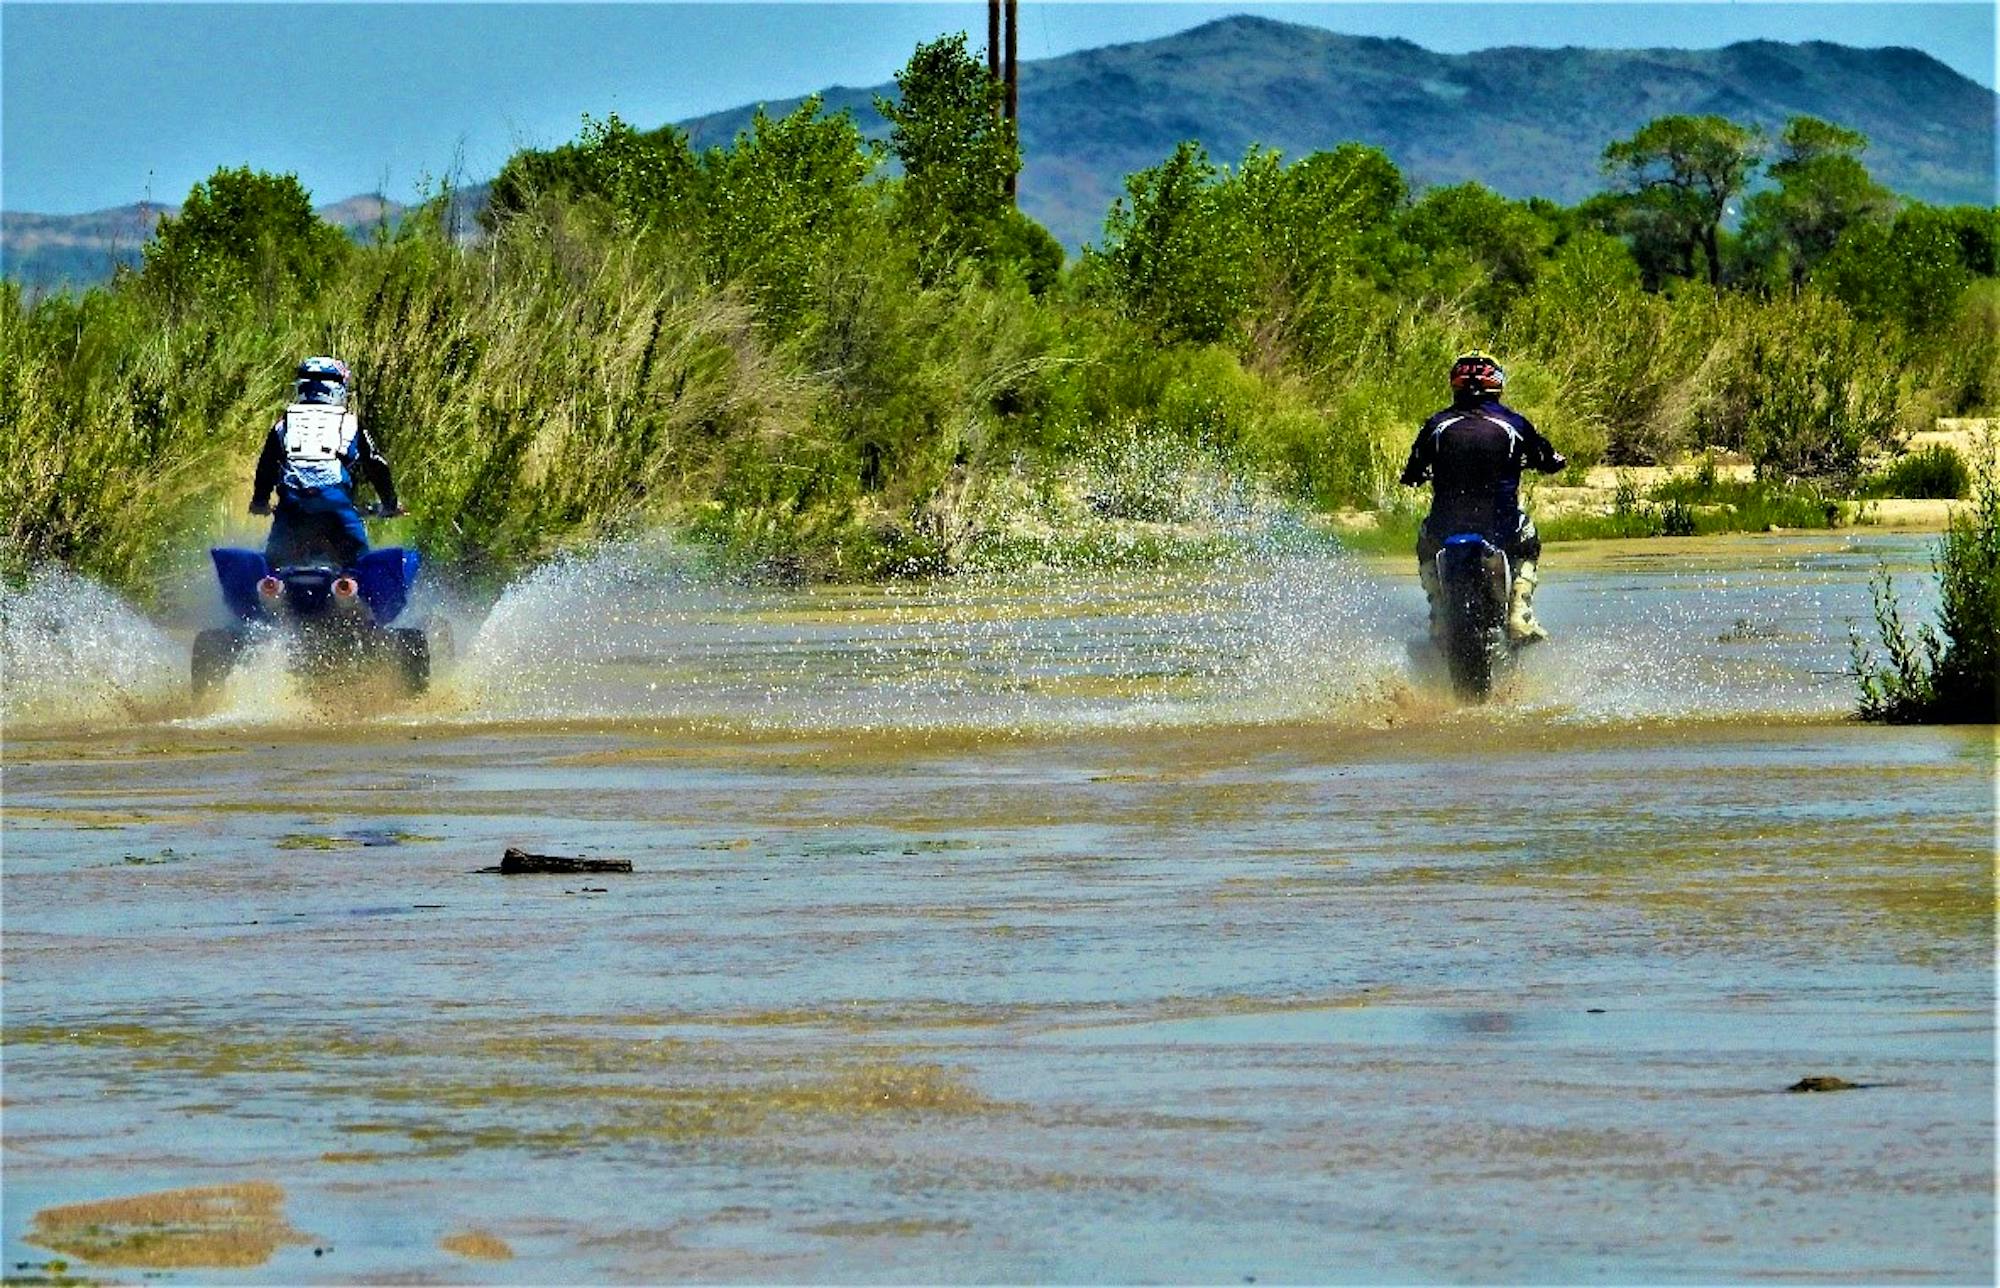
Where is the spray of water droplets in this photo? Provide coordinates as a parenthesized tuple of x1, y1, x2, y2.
(3, 529, 1922, 738)
(1, 568, 184, 731)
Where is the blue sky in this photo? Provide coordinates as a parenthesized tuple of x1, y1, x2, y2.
(4, 2, 1995, 213)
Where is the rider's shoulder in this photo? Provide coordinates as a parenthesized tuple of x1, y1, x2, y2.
(1483, 400, 1536, 430)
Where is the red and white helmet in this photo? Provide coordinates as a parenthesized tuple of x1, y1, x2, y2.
(1449, 351, 1505, 396)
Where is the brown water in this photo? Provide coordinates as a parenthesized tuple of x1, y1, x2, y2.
(2, 532, 1993, 1283)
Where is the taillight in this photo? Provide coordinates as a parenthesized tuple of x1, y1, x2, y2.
(332, 576, 359, 602)
(257, 576, 283, 601)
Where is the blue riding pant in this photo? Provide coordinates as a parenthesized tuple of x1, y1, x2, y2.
(266, 490, 369, 568)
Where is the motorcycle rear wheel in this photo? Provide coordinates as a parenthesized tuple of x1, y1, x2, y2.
(1444, 624, 1506, 701)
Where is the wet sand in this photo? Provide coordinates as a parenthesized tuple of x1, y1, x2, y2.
(2, 532, 1993, 1282)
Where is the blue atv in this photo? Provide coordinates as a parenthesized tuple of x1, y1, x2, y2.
(192, 541, 445, 709)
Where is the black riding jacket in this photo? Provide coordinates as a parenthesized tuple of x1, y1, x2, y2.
(1400, 395, 1565, 538)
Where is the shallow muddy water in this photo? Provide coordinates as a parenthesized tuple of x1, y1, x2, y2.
(2, 532, 1993, 1282)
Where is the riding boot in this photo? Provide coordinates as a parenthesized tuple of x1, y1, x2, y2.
(1418, 562, 1445, 642)
(1507, 559, 1548, 645)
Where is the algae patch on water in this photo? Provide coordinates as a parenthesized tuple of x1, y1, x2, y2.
(24, 1181, 311, 1269)
(7, 1020, 407, 1078)
(440, 1229, 515, 1261)
(805, 1217, 973, 1239)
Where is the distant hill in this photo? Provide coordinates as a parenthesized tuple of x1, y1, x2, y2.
(680, 15, 1997, 248)
(3, 204, 169, 287)
(8, 15, 1995, 284)
(2, 196, 407, 290)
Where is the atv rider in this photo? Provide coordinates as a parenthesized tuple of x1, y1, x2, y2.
(250, 356, 402, 568)
(1400, 352, 1566, 644)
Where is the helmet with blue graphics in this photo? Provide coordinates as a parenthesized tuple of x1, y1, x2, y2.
(295, 356, 351, 406)
(1449, 351, 1505, 397)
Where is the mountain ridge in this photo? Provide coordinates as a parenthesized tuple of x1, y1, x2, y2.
(7, 15, 1993, 282)
(678, 15, 1995, 247)
(2, 197, 409, 287)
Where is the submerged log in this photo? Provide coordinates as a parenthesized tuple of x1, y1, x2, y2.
(494, 848, 633, 875)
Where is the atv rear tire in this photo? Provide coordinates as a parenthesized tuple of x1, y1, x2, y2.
(191, 629, 239, 711)
(391, 627, 431, 695)
(424, 614, 456, 666)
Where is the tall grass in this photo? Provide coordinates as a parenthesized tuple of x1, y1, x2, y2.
(0, 280, 295, 589)
(3, 148, 1995, 598)
(341, 207, 803, 576)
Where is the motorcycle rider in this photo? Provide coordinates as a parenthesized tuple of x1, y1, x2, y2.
(250, 356, 402, 567)
(1400, 351, 1566, 644)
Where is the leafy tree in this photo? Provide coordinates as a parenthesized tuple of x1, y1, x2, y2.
(1397, 181, 1551, 314)
(577, 115, 703, 229)
(1816, 205, 1974, 333)
(1234, 143, 1404, 299)
(1936, 205, 2000, 276)
(1740, 116, 1893, 287)
(700, 98, 881, 331)
(485, 137, 600, 224)
(986, 207, 1066, 295)
(1602, 114, 1763, 286)
(485, 115, 701, 234)
(1094, 142, 1253, 345)
(877, 33, 1020, 277)
(140, 167, 351, 311)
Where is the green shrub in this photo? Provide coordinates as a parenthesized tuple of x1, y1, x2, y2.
(1861, 444, 1971, 500)
(1853, 443, 2000, 723)
(1682, 289, 1906, 486)
(1538, 470, 1846, 542)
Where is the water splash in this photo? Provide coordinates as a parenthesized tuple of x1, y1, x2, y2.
(436, 533, 1425, 732)
(435, 538, 728, 722)
(1, 569, 183, 731)
(179, 632, 321, 729)
(3, 532, 1918, 739)
(1517, 555, 1876, 723)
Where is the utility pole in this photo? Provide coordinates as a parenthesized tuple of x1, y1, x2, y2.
(987, 0, 1001, 89)
(1004, 0, 1019, 203)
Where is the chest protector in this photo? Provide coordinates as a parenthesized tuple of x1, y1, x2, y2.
(279, 404, 358, 493)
